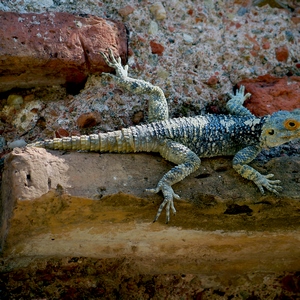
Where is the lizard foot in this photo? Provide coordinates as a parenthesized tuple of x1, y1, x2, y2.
(254, 173, 282, 195)
(146, 184, 180, 223)
(100, 48, 128, 78)
(228, 85, 251, 105)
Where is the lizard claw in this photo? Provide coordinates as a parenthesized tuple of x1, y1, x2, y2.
(146, 183, 179, 223)
(100, 48, 128, 78)
(254, 173, 282, 195)
(228, 86, 251, 105)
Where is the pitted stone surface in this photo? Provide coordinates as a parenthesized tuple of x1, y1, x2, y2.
(0, 147, 69, 251)
(1, 148, 300, 263)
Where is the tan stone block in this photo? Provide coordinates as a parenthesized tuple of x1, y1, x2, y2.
(1, 147, 300, 274)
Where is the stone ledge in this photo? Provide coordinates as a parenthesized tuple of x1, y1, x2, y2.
(1, 147, 300, 274)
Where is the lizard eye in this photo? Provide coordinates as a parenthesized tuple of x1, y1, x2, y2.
(267, 129, 274, 135)
(284, 119, 300, 131)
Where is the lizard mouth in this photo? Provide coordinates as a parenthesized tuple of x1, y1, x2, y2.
(282, 134, 300, 140)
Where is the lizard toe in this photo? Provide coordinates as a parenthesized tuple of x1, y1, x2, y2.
(151, 183, 178, 223)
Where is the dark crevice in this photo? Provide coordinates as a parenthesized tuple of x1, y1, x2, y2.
(215, 166, 229, 172)
(195, 173, 211, 179)
(65, 79, 87, 95)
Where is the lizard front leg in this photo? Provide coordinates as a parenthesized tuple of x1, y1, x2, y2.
(100, 49, 169, 122)
(233, 145, 282, 194)
(147, 140, 201, 223)
(227, 85, 253, 116)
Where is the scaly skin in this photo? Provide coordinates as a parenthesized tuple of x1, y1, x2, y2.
(28, 49, 300, 223)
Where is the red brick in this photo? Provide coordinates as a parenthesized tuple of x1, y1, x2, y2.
(262, 41, 270, 50)
(55, 128, 70, 138)
(150, 41, 165, 56)
(275, 45, 289, 62)
(77, 112, 101, 128)
(291, 17, 300, 25)
(238, 74, 300, 116)
(0, 12, 128, 92)
(207, 75, 219, 86)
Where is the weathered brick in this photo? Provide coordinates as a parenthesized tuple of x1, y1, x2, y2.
(238, 74, 300, 116)
(0, 12, 128, 92)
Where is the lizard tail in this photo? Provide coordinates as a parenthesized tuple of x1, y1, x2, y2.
(27, 128, 136, 153)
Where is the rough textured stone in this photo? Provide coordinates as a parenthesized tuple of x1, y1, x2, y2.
(0, 12, 128, 92)
(132, 111, 144, 124)
(1, 147, 300, 275)
(0, 147, 69, 252)
(149, 2, 167, 20)
(291, 16, 300, 25)
(238, 74, 300, 116)
(275, 45, 289, 62)
(0, 258, 299, 299)
(0, 1, 300, 296)
(118, 5, 135, 17)
(76, 111, 101, 128)
(206, 75, 219, 86)
(55, 128, 70, 138)
(150, 40, 165, 56)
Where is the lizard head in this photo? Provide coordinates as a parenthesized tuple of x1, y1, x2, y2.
(260, 109, 300, 148)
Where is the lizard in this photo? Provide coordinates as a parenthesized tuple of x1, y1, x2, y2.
(27, 49, 300, 223)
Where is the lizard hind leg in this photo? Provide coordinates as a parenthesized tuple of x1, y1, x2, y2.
(100, 48, 169, 123)
(147, 140, 201, 223)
